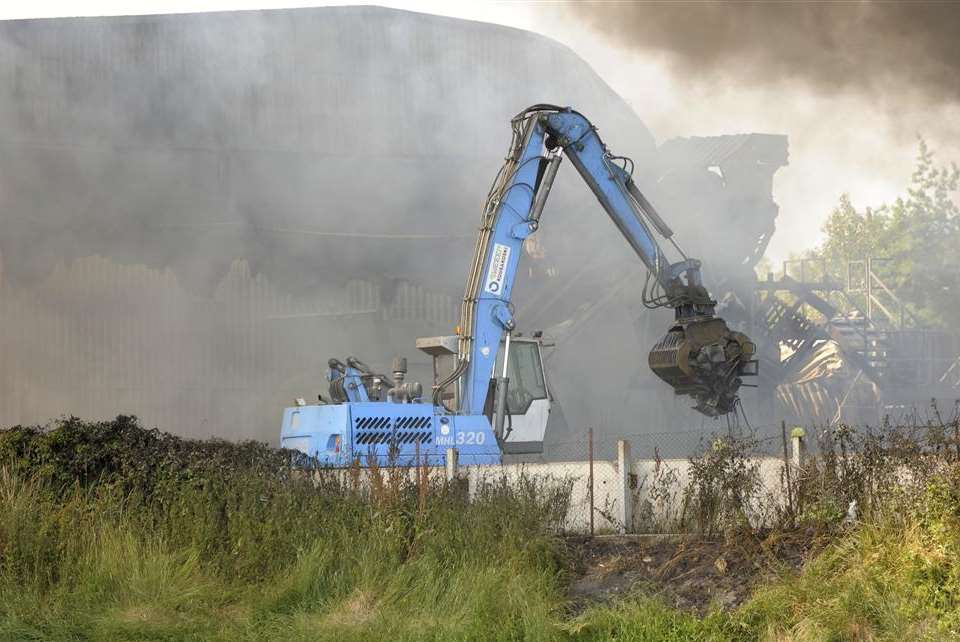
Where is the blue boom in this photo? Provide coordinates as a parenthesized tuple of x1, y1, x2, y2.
(280, 105, 755, 466)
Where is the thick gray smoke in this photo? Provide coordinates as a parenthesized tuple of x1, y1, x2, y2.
(0, 6, 785, 449)
(564, 1, 960, 107)
(0, 7, 659, 443)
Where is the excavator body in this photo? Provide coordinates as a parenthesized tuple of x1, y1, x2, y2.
(279, 104, 756, 466)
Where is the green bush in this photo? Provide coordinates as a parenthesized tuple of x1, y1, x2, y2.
(731, 464, 960, 641)
(4, 416, 960, 641)
(0, 416, 569, 641)
(681, 434, 763, 536)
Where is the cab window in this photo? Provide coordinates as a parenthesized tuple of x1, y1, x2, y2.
(494, 341, 547, 414)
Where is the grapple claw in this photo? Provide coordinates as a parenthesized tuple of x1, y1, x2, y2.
(648, 317, 756, 416)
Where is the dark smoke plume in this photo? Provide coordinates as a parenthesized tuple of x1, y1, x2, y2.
(564, 1, 960, 106)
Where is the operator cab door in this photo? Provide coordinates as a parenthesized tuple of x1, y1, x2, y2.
(494, 338, 550, 454)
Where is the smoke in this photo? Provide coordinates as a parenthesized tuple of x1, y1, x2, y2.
(0, 6, 676, 443)
(564, 1, 960, 108)
(0, 6, 789, 446)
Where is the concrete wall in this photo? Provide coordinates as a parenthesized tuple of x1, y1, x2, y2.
(313, 432, 803, 534)
(449, 441, 797, 534)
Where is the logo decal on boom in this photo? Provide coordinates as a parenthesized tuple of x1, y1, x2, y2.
(484, 243, 511, 296)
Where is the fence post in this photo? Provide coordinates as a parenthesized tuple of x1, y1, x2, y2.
(791, 427, 806, 468)
(445, 447, 459, 482)
(617, 439, 633, 534)
(588, 427, 594, 537)
(780, 420, 794, 518)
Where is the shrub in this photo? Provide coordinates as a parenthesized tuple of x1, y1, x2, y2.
(681, 434, 763, 536)
(0, 416, 572, 641)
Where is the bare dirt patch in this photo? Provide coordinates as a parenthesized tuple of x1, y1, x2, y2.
(566, 529, 827, 614)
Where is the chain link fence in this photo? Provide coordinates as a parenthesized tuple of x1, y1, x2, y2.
(342, 418, 931, 536)
(460, 422, 804, 535)
(376, 411, 960, 536)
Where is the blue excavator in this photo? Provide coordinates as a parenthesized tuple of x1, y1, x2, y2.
(280, 105, 756, 466)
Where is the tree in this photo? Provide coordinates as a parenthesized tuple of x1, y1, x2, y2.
(811, 138, 960, 327)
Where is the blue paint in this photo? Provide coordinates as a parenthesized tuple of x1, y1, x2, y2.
(280, 402, 500, 467)
(544, 111, 662, 269)
(278, 105, 711, 468)
(460, 121, 547, 415)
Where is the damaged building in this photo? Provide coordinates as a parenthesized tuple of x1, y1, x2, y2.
(1, 6, 953, 450)
(755, 259, 960, 427)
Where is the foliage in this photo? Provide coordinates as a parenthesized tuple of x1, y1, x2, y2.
(633, 447, 683, 533)
(4, 416, 960, 640)
(733, 465, 960, 641)
(0, 416, 570, 641)
(781, 409, 960, 529)
(566, 597, 734, 642)
(0, 414, 300, 497)
(811, 138, 960, 326)
(681, 433, 764, 536)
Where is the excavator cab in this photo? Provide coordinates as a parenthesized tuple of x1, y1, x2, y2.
(417, 333, 552, 454)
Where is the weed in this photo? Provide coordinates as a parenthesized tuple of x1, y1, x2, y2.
(0, 416, 571, 641)
(681, 434, 763, 536)
(3, 415, 960, 640)
(633, 446, 683, 533)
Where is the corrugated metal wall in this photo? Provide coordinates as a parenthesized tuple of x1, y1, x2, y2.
(0, 255, 454, 439)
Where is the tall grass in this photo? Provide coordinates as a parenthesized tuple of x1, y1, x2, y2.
(733, 473, 960, 641)
(2, 416, 960, 641)
(570, 468, 960, 642)
(0, 417, 569, 641)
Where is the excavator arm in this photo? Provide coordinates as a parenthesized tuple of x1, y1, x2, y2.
(280, 104, 758, 467)
(442, 105, 755, 424)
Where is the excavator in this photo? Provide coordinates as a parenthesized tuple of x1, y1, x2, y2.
(280, 105, 756, 465)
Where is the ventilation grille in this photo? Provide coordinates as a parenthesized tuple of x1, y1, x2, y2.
(352, 415, 433, 447)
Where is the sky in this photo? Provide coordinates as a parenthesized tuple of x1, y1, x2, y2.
(3, 0, 956, 265)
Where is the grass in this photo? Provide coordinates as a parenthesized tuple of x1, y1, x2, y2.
(0, 417, 571, 641)
(1, 416, 959, 641)
(732, 478, 960, 642)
